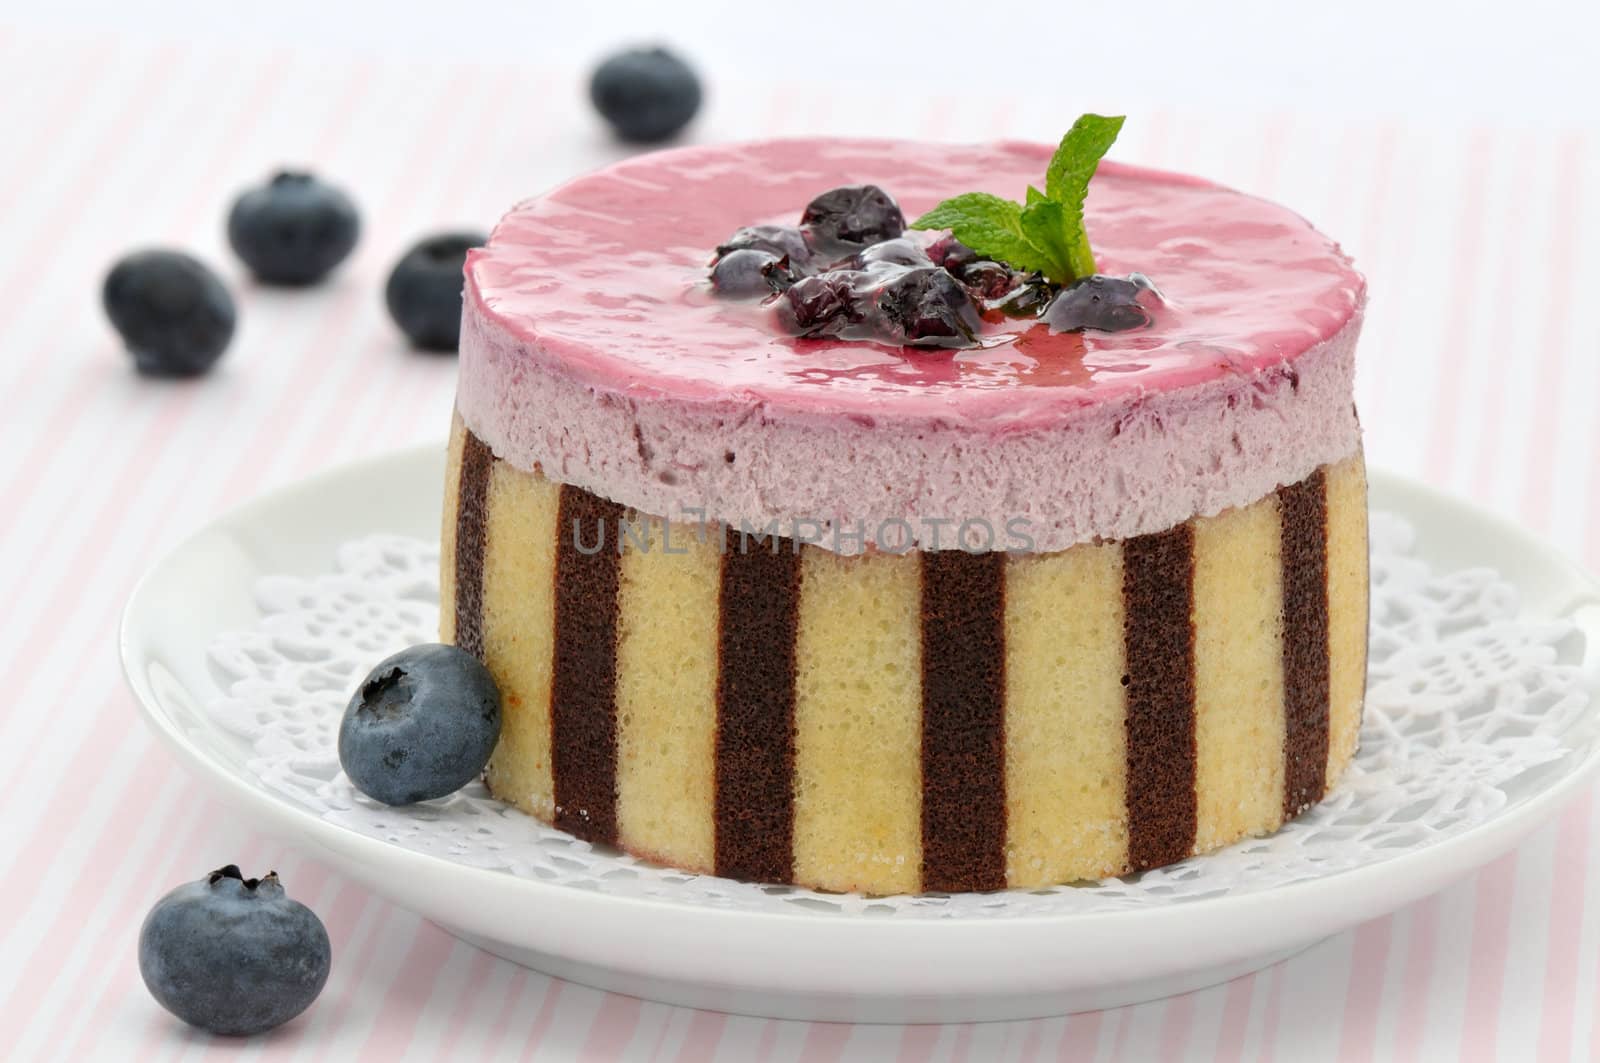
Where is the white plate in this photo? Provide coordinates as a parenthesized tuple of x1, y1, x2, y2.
(120, 446, 1600, 1023)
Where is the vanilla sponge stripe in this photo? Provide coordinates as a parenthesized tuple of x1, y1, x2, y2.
(1192, 494, 1288, 851)
(1325, 458, 1369, 776)
(449, 418, 1366, 892)
(793, 547, 922, 893)
(1004, 541, 1129, 885)
(615, 517, 719, 870)
(478, 448, 561, 821)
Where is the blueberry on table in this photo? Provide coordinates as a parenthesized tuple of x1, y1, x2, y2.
(1044, 274, 1157, 333)
(139, 866, 330, 1036)
(102, 249, 237, 377)
(227, 171, 360, 286)
(589, 47, 702, 143)
(800, 185, 905, 248)
(339, 643, 502, 806)
(384, 232, 486, 352)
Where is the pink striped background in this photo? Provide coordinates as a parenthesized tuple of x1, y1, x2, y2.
(0, 23, 1596, 1062)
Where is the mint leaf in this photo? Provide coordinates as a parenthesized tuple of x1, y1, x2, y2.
(1043, 114, 1125, 277)
(1018, 199, 1072, 281)
(908, 114, 1125, 284)
(909, 192, 1058, 277)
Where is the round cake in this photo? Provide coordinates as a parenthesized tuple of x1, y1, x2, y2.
(441, 136, 1368, 894)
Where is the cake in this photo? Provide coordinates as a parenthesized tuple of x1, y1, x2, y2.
(441, 134, 1368, 894)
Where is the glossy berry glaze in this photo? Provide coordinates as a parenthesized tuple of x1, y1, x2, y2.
(459, 138, 1366, 553)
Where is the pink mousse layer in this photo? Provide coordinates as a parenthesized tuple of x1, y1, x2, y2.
(458, 138, 1365, 553)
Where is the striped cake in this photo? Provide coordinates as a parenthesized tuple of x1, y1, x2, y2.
(442, 138, 1369, 894)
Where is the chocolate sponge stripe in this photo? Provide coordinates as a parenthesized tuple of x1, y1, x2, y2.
(550, 485, 627, 846)
(920, 550, 1007, 893)
(1123, 525, 1198, 872)
(453, 430, 494, 661)
(1280, 469, 1332, 816)
(714, 529, 801, 883)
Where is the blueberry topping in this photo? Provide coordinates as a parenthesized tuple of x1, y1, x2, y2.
(139, 866, 330, 1036)
(102, 250, 237, 377)
(711, 248, 798, 298)
(589, 47, 701, 143)
(338, 643, 502, 806)
(926, 234, 980, 273)
(993, 274, 1055, 317)
(873, 267, 981, 346)
(384, 232, 485, 352)
(1043, 274, 1158, 333)
(800, 185, 905, 248)
(226, 171, 360, 286)
(715, 224, 812, 267)
(775, 272, 867, 337)
(955, 260, 1018, 301)
(851, 237, 932, 271)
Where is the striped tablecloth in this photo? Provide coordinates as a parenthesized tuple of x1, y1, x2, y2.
(1, 23, 1596, 1062)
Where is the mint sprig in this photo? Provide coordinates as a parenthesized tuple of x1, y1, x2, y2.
(910, 114, 1125, 285)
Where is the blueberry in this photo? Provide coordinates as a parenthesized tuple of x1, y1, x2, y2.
(589, 47, 701, 143)
(926, 234, 979, 273)
(227, 172, 360, 286)
(711, 248, 798, 297)
(994, 274, 1055, 318)
(873, 267, 980, 346)
(774, 272, 868, 337)
(102, 250, 237, 377)
(956, 260, 1018, 301)
(801, 185, 905, 248)
(384, 232, 485, 352)
(851, 237, 932, 271)
(139, 866, 330, 1036)
(339, 644, 501, 805)
(1044, 274, 1158, 333)
(714, 224, 812, 267)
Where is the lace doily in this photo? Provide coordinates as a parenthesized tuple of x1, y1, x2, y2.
(205, 513, 1595, 918)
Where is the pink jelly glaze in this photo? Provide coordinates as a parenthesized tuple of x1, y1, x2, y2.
(458, 137, 1366, 553)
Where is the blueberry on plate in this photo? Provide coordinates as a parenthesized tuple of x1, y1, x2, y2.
(1044, 274, 1158, 333)
(227, 172, 360, 286)
(139, 865, 330, 1036)
(384, 232, 485, 352)
(711, 248, 798, 297)
(800, 185, 905, 248)
(589, 47, 702, 143)
(102, 249, 237, 377)
(873, 267, 980, 346)
(339, 643, 501, 806)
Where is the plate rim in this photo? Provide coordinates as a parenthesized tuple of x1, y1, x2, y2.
(120, 444, 1600, 939)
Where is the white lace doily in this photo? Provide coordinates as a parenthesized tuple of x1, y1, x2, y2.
(205, 513, 1594, 918)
